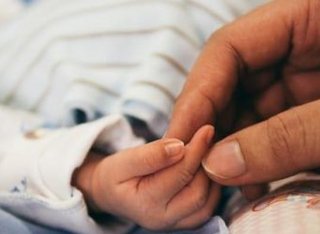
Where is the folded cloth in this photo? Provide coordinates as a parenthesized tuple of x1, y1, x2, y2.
(0, 208, 70, 234)
(0, 208, 32, 234)
(0, 106, 144, 234)
(0, 0, 267, 137)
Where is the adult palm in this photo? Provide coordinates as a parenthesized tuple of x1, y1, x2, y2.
(167, 0, 320, 194)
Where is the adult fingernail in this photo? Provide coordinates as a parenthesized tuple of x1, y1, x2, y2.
(202, 140, 246, 179)
(165, 139, 185, 157)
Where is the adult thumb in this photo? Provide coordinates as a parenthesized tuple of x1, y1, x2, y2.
(202, 100, 320, 185)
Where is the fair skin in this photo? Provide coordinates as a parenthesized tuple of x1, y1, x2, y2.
(73, 125, 220, 231)
(167, 0, 320, 199)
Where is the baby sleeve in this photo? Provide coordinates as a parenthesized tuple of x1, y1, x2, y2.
(0, 105, 144, 234)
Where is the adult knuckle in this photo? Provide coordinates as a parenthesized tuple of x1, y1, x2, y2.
(198, 84, 219, 115)
(298, 0, 320, 53)
(290, 107, 316, 163)
(267, 115, 291, 158)
(266, 110, 305, 169)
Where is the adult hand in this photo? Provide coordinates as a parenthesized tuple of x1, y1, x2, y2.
(167, 0, 320, 191)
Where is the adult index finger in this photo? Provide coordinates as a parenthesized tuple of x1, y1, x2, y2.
(166, 0, 298, 141)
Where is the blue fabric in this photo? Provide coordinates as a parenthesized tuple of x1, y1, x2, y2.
(20, 0, 36, 5)
(131, 216, 229, 234)
(1, 209, 229, 234)
(18, 0, 39, 6)
(0, 209, 31, 234)
(0, 209, 70, 234)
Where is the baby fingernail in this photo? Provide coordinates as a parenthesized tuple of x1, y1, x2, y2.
(165, 139, 185, 157)
(202, 140, 246, 179)
(206, 126, 215, 145)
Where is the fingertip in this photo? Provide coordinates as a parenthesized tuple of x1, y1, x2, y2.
(190, 125, 215, 146)
(204, 125, 215, 145)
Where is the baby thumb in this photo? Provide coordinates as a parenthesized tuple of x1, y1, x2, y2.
(202, 100, 320, 185)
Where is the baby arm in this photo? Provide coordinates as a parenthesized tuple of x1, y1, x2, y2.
(73, 125, 220, 231)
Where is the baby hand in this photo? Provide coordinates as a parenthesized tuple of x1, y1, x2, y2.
(74, 126, 219, 231)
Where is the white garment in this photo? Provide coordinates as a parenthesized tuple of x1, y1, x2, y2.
(0, 0, 24, 22)
(0, 0, 267, 233)
(0, 106, 143, 233)
(0, 0, 267, 136)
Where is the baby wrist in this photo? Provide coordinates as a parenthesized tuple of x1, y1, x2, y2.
(72, 152, 103, 213)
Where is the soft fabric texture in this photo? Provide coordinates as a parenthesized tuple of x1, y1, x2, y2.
(0, 208, 69, 234)
(0, 0, 266, 136)
(0, 106, 143, 233)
